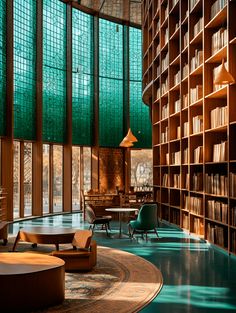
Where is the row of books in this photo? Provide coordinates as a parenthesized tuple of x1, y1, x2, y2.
(190, 0, 199, 11)
(211, 27, 227, 55)
(171, 210, 180, 225)
(212, 141, 227, 162)
(161, 103, 169, 119)
(156, 64, 161, 77)
(192, 217, 204, 235)
(182, 63, 188, 79)
(210, 106, 227, 129)
(163, 27, 169, 46)
(174, 98, 181, 113)
(176, 126, 181, 139)
(184, 195, 203, 215)
(183, 148, 189, 164)
(211, 0, 227, 19)
(192, 173, 203, 191)
(207, 224, 225, 246)
(192, 115, 203, 134)
(207, 200, 228, 223)
(190, 50, 203, 72)
(161, 78, 168, 95)
(174, 70, 181, 86)
(183, 122, 189, 137)
(183, 94, 188, 108)
(230, 173, 236, 198)
(162, 173, 168, 187)
(194, 146, 203, 164)
(161, 127, 169, 143)
(205, 173, 228, 196)
(161, 53, 169, 72)
(183, 31, 188, 49)
(171, 151, 181, 165)
(231, 207, 236, 226)
(173, 174, 181, 189)
(193, 17, 203, 38)
(182, 213, 189, 229)
(156, 88, 160, 99)
(190, 85, 203, 103)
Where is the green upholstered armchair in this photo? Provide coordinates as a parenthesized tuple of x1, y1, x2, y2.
(128, 203, 159, 240)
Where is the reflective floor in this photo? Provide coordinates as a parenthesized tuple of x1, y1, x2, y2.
(9, 213, 236, 313)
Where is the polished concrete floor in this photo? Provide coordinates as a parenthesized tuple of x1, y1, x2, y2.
(9, 213, 236, 313)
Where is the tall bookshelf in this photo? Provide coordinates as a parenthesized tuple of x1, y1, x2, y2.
(142, 0, 236, 255)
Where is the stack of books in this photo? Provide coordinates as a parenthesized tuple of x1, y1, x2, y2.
(192, 173, 203, 191)
(174, 98, 181, 113)
(173, 174, 181, 188)
(193, 17, 203, 38)
(171, 151, 181, 165)
(231, 207, 236, 226)
(182, 63, 188, 79)
(161, 103, 169, 119)
(161, 78, 168, 95)
(183, 147, 189, 164)
(183, 122, 189, 137)
(230, 173, 236, 197)
(161, 127, 169, 143)
(193, 217, 204, 235)
(184, 195, 203, 215)
(211, 27, 227, 55)
(162, 173, 169, 187)
(190, 49, 203, 72)
(183, 31, 188, 49)
(182, 93, 188, 108)
(190, 85, 203, 103)
(207, 200, 228, 223)
(161, 53, 169, 72)
(207, 224, 224, 246)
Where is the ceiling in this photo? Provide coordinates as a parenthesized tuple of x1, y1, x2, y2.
(69, 0, 142, 27)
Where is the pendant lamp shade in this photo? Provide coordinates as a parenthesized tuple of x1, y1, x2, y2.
(124, 128, 138, 142)
(214, 59, 235, 85)
(119, 137, 134, 148)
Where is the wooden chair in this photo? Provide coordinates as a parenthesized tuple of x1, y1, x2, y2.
(51, 230, 97, 271)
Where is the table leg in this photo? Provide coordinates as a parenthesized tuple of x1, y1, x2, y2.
(119, 212, 122, 238)
(12, 231, 21, 251)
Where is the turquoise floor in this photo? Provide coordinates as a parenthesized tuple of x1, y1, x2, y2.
(9, 213, 236, 313)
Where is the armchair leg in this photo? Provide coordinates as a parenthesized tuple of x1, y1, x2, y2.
(145, 231, 148, 241)
(154, 228, 159, 239)
(104, 223, 109, 236)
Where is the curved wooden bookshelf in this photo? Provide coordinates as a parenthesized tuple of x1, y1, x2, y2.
(142, 0, 236, 255)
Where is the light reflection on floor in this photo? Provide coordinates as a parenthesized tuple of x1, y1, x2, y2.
(8, 213, 236, 313)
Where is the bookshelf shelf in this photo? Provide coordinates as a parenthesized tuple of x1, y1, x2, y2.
(205, 5, 227, 29)
(142, 0, 236, 255)
(205, 45, 227, 64)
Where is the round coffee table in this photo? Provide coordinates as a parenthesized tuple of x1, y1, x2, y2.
(105, 208, 138, 238)
(12, 226, 76, 251)
(0, 252, 65, 311)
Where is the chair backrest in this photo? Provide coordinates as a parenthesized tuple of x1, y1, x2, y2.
(72, 230, 92, 249)
(136, 203, 158, 230)
(85, 204, 96, 224)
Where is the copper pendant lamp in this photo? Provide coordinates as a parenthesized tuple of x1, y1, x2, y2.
(119, 128, 138, 147)
(214, 59, 235, 85)
(119, 137, 134, 148)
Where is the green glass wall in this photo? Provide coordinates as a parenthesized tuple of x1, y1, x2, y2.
(43, 0, 67, 143)
(72, 9, 94, 146)
(129, 27, 152, 148)
(0, 0, 6, 136)
(99, 20, 124, 147)
(14, 0, 36, 140)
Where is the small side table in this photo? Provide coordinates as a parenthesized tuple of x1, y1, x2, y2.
(105, 208, 138, 238)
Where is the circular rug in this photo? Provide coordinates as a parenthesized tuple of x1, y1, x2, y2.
(1, 240, 163, 313)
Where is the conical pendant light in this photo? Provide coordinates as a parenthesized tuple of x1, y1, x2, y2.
(124, 128, 138, 142)
(119, 137, 134, 148)
(214, 59, 235, 85)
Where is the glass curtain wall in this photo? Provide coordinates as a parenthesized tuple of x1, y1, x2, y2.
(0, 0, 6, 136)
(13, 141, 20, 219)
(99, 20, 124, 147)
(130, 150, 153, 188)
(129, 27, 152, 148)
(72, 146, 80, 211)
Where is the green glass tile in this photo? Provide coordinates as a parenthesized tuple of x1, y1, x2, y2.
(72, 9, 94, 146)
(43, 0, 67, 143)
(129, 27, 152, 148)
(99, 19, 123, 147)
(0, 0, 6, 136)
(13, 0, 36, 140)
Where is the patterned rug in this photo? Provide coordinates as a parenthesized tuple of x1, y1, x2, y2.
(0, 239, 163, 313)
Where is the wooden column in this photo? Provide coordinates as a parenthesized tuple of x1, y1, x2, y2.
(63, 4, 72, 212)
(91, 16, 99, 192)
(1, 0, 14, 221)
(32, 0, 43, 216)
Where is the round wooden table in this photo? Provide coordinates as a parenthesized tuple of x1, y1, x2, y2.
(105, 208, 138, 238)
(12, 226, 76, 251)
(0, 252, 65, 312)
